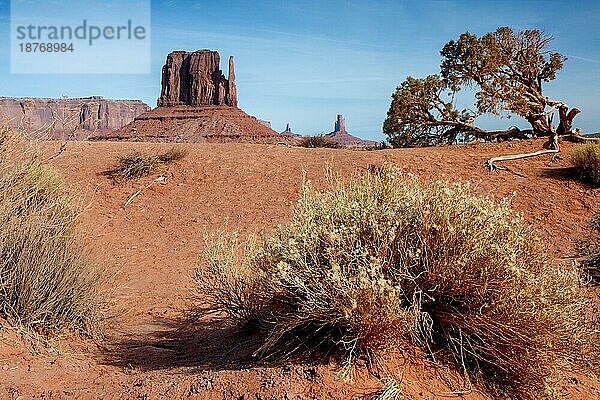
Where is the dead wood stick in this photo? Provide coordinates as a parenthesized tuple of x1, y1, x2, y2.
(569, 130, 600, 143)
(124, 175, 167, 207)
(485, 149, 560, 171)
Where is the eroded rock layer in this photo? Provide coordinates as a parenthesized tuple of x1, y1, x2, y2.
(0, 96, 150, 140)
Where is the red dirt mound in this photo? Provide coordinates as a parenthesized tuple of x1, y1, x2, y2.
(102, 105, 295, 144)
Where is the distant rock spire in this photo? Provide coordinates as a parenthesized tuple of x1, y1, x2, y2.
(227, 56, 238, 108)
(334, 114, 346, 133)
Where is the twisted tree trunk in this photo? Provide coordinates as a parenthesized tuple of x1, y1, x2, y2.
(526, 114, 552, 137)
(557, 105, 581, 135)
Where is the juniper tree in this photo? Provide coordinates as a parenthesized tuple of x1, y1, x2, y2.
(384, 27, 583, 148)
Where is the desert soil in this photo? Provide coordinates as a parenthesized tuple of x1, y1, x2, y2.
(0, 138, 598, 399)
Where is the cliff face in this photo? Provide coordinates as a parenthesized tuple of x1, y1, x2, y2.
(0, 96, 150, 139)
(334, 114, 346, 133)
(157, 50, 238, 107)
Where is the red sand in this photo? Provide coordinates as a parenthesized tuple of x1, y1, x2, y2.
(0, 138, 598, 399)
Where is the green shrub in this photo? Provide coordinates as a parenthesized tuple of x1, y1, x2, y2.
(572, 142, 600, 185)
(0, 131, 104, 334)
(365, 141, 390, 151)
(194, 165, 597, 399)
(102, 147, 187, 182)
(298, 135, 340, 148)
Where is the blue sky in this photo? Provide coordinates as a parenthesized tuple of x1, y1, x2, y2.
(0, 0, 599, 141)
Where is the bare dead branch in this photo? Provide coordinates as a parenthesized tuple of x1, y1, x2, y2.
(568, 129, 600, 143)
(485, 148, 560, 172)
(124, 175, 168, 207)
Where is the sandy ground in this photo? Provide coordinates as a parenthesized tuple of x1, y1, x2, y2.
(0, 138, 598, 399)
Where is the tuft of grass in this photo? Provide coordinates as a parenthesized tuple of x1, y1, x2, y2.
(194, 164, 598, 399)
(299, 135, 340, 148)
(592, 211, 600, 232)
(0, 130, 104, 334)
(571, 142, 600, 186)
(102, 147, 187, 182)
(373, 380, 403, 400)
(576, 210, 600, 282)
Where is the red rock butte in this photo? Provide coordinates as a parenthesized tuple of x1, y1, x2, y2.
(108, 50, 292, 143)
(157, 50, 237, 107)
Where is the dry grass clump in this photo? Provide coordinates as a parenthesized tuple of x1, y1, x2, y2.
(0, 130, 104, 334)
(102, 147, 187, 182)
(299, 135, 340, 148)
(576, 210, 600, 281)
(194, 165, 598, 399)
(571, 142, 600, 185)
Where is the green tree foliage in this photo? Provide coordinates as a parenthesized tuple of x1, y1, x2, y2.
(383, 75, 480, 147)
(441, 27, 564, 134)
(384, 27, 572, 147)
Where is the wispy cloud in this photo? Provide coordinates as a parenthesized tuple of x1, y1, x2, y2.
(567, 55, 600, 64)
(233, 26, 389, 51)
(243, 77, 390, 85)
(151, 24, 393, 56)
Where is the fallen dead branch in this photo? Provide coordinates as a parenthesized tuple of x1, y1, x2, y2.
(124, 175, 168, 207)
(102, 147, 187, 183)
(486, 130, 561, 172)
(485, 128, 599, 173)
(570, 129, 600, 143)
(485, 148, 560, 172)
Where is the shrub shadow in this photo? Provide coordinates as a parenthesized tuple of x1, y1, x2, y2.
(538, 165, 581, 182)
(98, 317, 331, 373)
(540, 166, 599, 188)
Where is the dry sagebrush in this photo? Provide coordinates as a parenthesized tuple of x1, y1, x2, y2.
(194, 165, 598, 398)
(0, 130, 104, 334)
